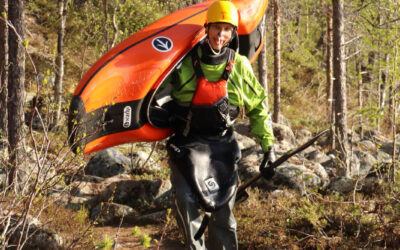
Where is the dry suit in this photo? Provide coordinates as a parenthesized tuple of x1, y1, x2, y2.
(166, 41, 274, 250)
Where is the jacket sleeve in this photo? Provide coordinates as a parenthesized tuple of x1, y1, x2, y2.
(238, 55, 275, 152)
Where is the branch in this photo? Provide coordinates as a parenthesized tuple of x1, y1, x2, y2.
(343, 35, 362, 46)
(344, 50, 361, 61)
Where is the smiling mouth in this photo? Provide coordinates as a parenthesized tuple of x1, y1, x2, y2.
(215, 38, 224, 46)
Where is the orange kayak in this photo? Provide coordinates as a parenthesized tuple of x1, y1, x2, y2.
(68, 0, 269, 154)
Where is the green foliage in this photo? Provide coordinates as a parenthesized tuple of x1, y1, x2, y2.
(131, 226, 141, 236)
(292, 197, 328, 232)
(357, 105, 384, 127)
(94, 235, 114, 250)
(140, 234, 152, 248)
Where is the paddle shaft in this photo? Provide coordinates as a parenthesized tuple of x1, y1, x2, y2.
(236, 129, 329, 199)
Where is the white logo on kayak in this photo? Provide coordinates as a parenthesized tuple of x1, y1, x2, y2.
(205, 178, 219, 192)
(123, 106, 132, 128)
(152, 36, 173, 52)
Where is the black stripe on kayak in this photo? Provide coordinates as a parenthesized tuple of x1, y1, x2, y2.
(68, 95, 146, 153)
(238, 17, 265, 60)
(78, 8, 209, 96)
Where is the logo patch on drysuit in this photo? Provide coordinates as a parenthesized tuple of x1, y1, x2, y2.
(205, 177, 220, 192)
(152, 37, 173, 52)
(123, 106, 132, 128)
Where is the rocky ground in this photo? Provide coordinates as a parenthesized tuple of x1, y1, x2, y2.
(1, 119, 398, 249)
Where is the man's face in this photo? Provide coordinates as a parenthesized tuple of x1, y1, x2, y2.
(207, 22, 234, 51)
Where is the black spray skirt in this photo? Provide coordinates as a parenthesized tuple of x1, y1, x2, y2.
(167, 128, 241, 212)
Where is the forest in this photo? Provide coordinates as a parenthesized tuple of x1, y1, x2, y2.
(0, 0, 399, 249)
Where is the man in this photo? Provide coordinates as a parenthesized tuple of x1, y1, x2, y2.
(166, 1, 275, 249)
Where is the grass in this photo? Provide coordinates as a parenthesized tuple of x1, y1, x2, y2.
(234, 179, 400, 249)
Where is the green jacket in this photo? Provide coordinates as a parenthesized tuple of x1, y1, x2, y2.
(169, 48, 274, 152)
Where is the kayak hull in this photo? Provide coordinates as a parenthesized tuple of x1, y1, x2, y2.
(68, 0, 269, 154)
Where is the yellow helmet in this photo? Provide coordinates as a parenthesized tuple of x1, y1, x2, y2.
(206, 0, 239, 27)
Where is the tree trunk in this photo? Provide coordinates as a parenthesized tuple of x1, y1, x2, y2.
(103, 0, 109, 51)
(7, 0, 25, 186)
(390, 43, 398, 183)
(0, 0, 8, 138)
(110, 2, 118, 48)
(356, 60, 363, 137)
(332, 0, 349, 177)
(54, 0, 68, 127)
(258, 14, 268, 108)
(326, 2, 334, 148)
(273, 0, 281, 123)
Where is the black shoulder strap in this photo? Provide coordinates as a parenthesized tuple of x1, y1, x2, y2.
(221, 48, 236, 81)
(191, 45, 204, 78)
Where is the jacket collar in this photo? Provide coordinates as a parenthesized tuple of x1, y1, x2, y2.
(199, 41, 230, 65)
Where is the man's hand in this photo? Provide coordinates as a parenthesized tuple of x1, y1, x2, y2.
(259, 147, 276, 180)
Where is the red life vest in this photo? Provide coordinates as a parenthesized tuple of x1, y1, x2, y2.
(183, 47, 239, 136)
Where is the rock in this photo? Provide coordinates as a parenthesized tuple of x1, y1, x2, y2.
(234, 132, 257, 151)
(134, 210, 167, 224)
(316, 130, 332, 147)
(295, 129, 312, 145)
(70, 180, 107, 197)
(90, 202, 136, 225)
(364, 131, 400, 155)
(84, 148, 132, 178)
(273, 163, 322, 194)
(360, 176, 380, 195)
(278, 114, 291, 127)
(304, 150, 331, 164)
(12, 146, 57, 188)
(238, 150, 263, 180)
(305, 162, 330, 187)
(354, 150, 376, 177)
(5, 216, 63, 250)
(349, 154, 361, 177)
(328, 176, 355, 194)
(74, 174, 106, 183)
(272, 123, 296, 144)
(234, 120, 252, 137)
(106, 178, 172, 211)
(274, 140, 295, 154)
(131, 150, 162, 173)
(375, 151, 392, 164)
(55, 192, 97, 211)
(358, 140, 377, 152)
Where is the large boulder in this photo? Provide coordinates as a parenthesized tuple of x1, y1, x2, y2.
(294, 129, 313, 145)
(237, 148, 263, 180)
(84, 148, 132, 178)
(304, 162, 330, 187)
(304, 150, 332, 164)
(273, 163, 322, 194)
(90, 202, 136, 225)
(4, 217, 63, 250)
(328, 176, 355, 194)
(272, 123, 296, 145)
(234, 120, 252, 137)
(358, 140, 377, 153)
(234, 131, 257, 151)
(354, 150, 376, 177)
(105, 178, 172, 211)
(130, 150, 162, 174)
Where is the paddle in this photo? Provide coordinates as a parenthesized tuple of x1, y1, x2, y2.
(236, 129, 330, 203)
